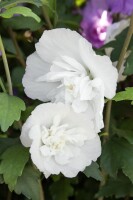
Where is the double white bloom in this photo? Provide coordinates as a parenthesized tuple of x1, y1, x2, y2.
(20, 103, 101, 178)
(21, 28, 118, 178)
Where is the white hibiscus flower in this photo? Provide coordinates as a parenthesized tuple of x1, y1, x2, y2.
(20, 103, 101, 178)
(23, 28, 118, 132)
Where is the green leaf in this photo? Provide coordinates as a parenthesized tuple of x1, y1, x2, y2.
(0, 6, 41, 22)
(101, 137, 133, 183)
(50, 179, 73, 200)
(14, 165, 41, 200)
(124, 51, 133, 75)
(0, 138, 19, 156)
(3, 38, 16, 54)
(0, 144, 29, 191)
(11, 67, 25, 86)
(3, 16, 43, 31)
(0, 0, 43, 9)
(103, 28, 133, 62)
(113, 87, 133, 104)
(0, 93, 26, 132)
(43, 0, 58, 27)
(113, 127, 133, 144)
(83, 162, 103, 181)
(96, 174, 133, 198)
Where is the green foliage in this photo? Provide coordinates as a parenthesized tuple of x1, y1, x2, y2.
(11, 67, 25, 86)
(50, 179, 73, 200)
(56, 0, 81, 29)
(96, 174, 133, 198)
(3, 16, 43, 31)
(124, 50, 133, 75)
(104, 28, 133, 62)
(0, 93, 26, 132)
(0, 137, 19, 156)
(0, 143, 29, 191)
(0, 6, 41, 22)
(3, 38, 16, 54)
(113, 87, 133, 104)
(14, 165, 41, 200)
(0, 0, 43, 9)
(113, 126, 133, 144)
(101, 137, 133, 183)
(83, 162, 103, 181)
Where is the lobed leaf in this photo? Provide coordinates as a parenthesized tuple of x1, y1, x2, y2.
(101, 137, 133, 183)
(0, 93, 26, 132)
(14, 165, 41, 200)
(0, 144, 29, 191)
(83, 162, 103, 181)
(96, 174, 133, 198)
(113, 87, 133, 103)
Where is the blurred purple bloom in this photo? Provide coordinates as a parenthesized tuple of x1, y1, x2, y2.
(81, 0, 112, 48)
(107, 0, 133, 15)
(0, 51, 2, 57)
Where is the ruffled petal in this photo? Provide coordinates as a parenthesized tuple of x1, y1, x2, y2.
(79, 37, 118, 99)
(22, 52, 59, 101)
(35, 28, 83, 64)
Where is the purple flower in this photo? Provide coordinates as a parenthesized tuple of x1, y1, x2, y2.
(0, 51, 2, 57)
(107, 0, 133, 15)
(80, 0, 112, 48)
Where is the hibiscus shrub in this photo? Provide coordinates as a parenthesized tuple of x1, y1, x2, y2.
(0, 0, 133, 200)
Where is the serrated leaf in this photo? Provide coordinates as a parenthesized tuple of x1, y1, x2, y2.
(0, 6, 41, 22)
(0, 93, 26, 132)
(3, 16, 43, 31)
(124, 51, 133, 75)
(96, 174, 133, 198)
(14, 165, 41, 200)
(0, 144, 29, 191)
(83, 162, 103, 181)
(50, 179, 73, 200)
(0, 0, 43, 9)
(113, 87, 133, 103)
(101, 137, 133, 183)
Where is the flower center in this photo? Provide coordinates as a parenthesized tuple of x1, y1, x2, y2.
(40, 116, 68, 156)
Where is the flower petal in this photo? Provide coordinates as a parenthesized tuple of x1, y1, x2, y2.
(22, 52, 59, 101)
(35, 28, 83, 64)
(79, 37, 118, 99)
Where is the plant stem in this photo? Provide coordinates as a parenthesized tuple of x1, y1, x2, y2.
(98, 14, 133, 200)
(104, 14, 133, 138)
(39, 180, 45, 200)
(8, 28, 26, 68)
(0, 35, 13, 95)
(0, 78, 7, 93)
(7, 190, 12, 200)
(42, 6, 53, 29)
(116, 14, 133, 72)
(103, 100, 112, 141)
